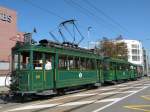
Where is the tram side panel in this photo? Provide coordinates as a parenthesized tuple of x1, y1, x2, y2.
(55, 55, 99, 89)
(103, 60, 116, 83)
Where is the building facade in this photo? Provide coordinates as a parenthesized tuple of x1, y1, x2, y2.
(0, 6, 24, 75)
(117, 39, 143, 65)
(143, 48, 150, 76)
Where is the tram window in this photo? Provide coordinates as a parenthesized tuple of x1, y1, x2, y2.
(110, 63, 114, 70)
(130, 66, 133, 69)
(86, 59, 95, 70)
(80, 58, 86, 70)
(58, 55, 68, 70)
(12, 54, 19, 70)
(74, 57, 80, 69)
(119, 66, 122, 70)
(92, 59, 96, 69)
(45, 53, 52, 70)
(20, 52, 30, 70)
(97, 61, 102, 69)
(125, 65, 129, 71)
(33, 52, 43, 70)
(116, 65, 121, 70)
(68, 57, 74, 69)
(59, 56, 81, 70)
(103, 62, 109, 70)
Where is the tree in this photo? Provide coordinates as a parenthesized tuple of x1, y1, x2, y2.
(97, 37, 128, 60)
(115, 42, 128, 60)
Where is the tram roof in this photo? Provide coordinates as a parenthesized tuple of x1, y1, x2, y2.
(104, 57, 129, 64)
(12, 40, 103, 60)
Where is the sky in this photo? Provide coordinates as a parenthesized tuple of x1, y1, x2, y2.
(0, 0, 150, 50)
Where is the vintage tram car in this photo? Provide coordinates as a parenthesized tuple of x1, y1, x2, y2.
(10, 39, 142, 95)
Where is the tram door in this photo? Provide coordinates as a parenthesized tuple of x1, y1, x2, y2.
(44, 53, 54, 89)
(32, 52, 54, 90)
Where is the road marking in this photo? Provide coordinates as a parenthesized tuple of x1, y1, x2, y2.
(96, 98, 121, 103)
(122, 90, 138, 93)
(71, 93, 96, 97)
(144, 84, 150, 86)
(73, 90, 137, 96)
(124, 95, 150, 112)
(134, 84, 143, 86)
(5, 104, 59, 112)
(134, 86, 148, 89)
(100, 88, 116, 91)
(119, 87, 133, 89)
(124, 105, 150, 112)
(118, 86, 148, 89)
(141, 95, 150, 101)
(100, 92, 121, 95)
(33, 87, 115, 105)
(6, 98, 123, 112)
(92, 86, 150, 112)
(116, 84, 127, 87)
(61, 101, 94, 106)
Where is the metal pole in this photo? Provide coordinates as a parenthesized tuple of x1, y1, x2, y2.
(87, 27, 92, 49)
(147, 50, 150, 77)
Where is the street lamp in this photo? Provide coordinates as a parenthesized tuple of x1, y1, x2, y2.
(87, 27, 92, 49)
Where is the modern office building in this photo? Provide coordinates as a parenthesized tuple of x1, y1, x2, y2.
(116, 39, 143, 65)
(0, 6, 24, 75)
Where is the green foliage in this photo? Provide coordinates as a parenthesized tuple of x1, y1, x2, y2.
(97, 37, 128, 61)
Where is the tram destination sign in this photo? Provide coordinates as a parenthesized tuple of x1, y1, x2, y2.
(0, 12, 12, 23)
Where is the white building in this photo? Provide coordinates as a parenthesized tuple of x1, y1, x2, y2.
(117, 39, 143, 65)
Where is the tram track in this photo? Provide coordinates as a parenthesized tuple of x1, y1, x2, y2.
(30, 79, 148, 112)
(1, 78, 149, 112)
(62, 84, 147, 112)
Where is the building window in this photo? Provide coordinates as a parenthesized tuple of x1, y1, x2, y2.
(132, 56, 138, 61)
(137, 56, 140, 61)
(132, 49, 139, 55)
(132, 44, 138, 48)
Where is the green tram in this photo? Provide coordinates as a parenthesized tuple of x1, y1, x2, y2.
(11, 40, 103, 95)
(131, 64, 143, 79)
(10, 39, 141, 95)
(103, 58, 138, 83)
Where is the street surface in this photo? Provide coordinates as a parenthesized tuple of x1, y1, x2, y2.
(0, 77, 150, 112)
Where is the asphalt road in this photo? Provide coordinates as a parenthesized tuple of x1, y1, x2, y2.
(0, 77, 150, 112)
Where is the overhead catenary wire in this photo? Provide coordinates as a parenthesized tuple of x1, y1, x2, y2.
(64, 0, 122, 35)
(23, 0, 66, 20)
(85, 0, 130, 34)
